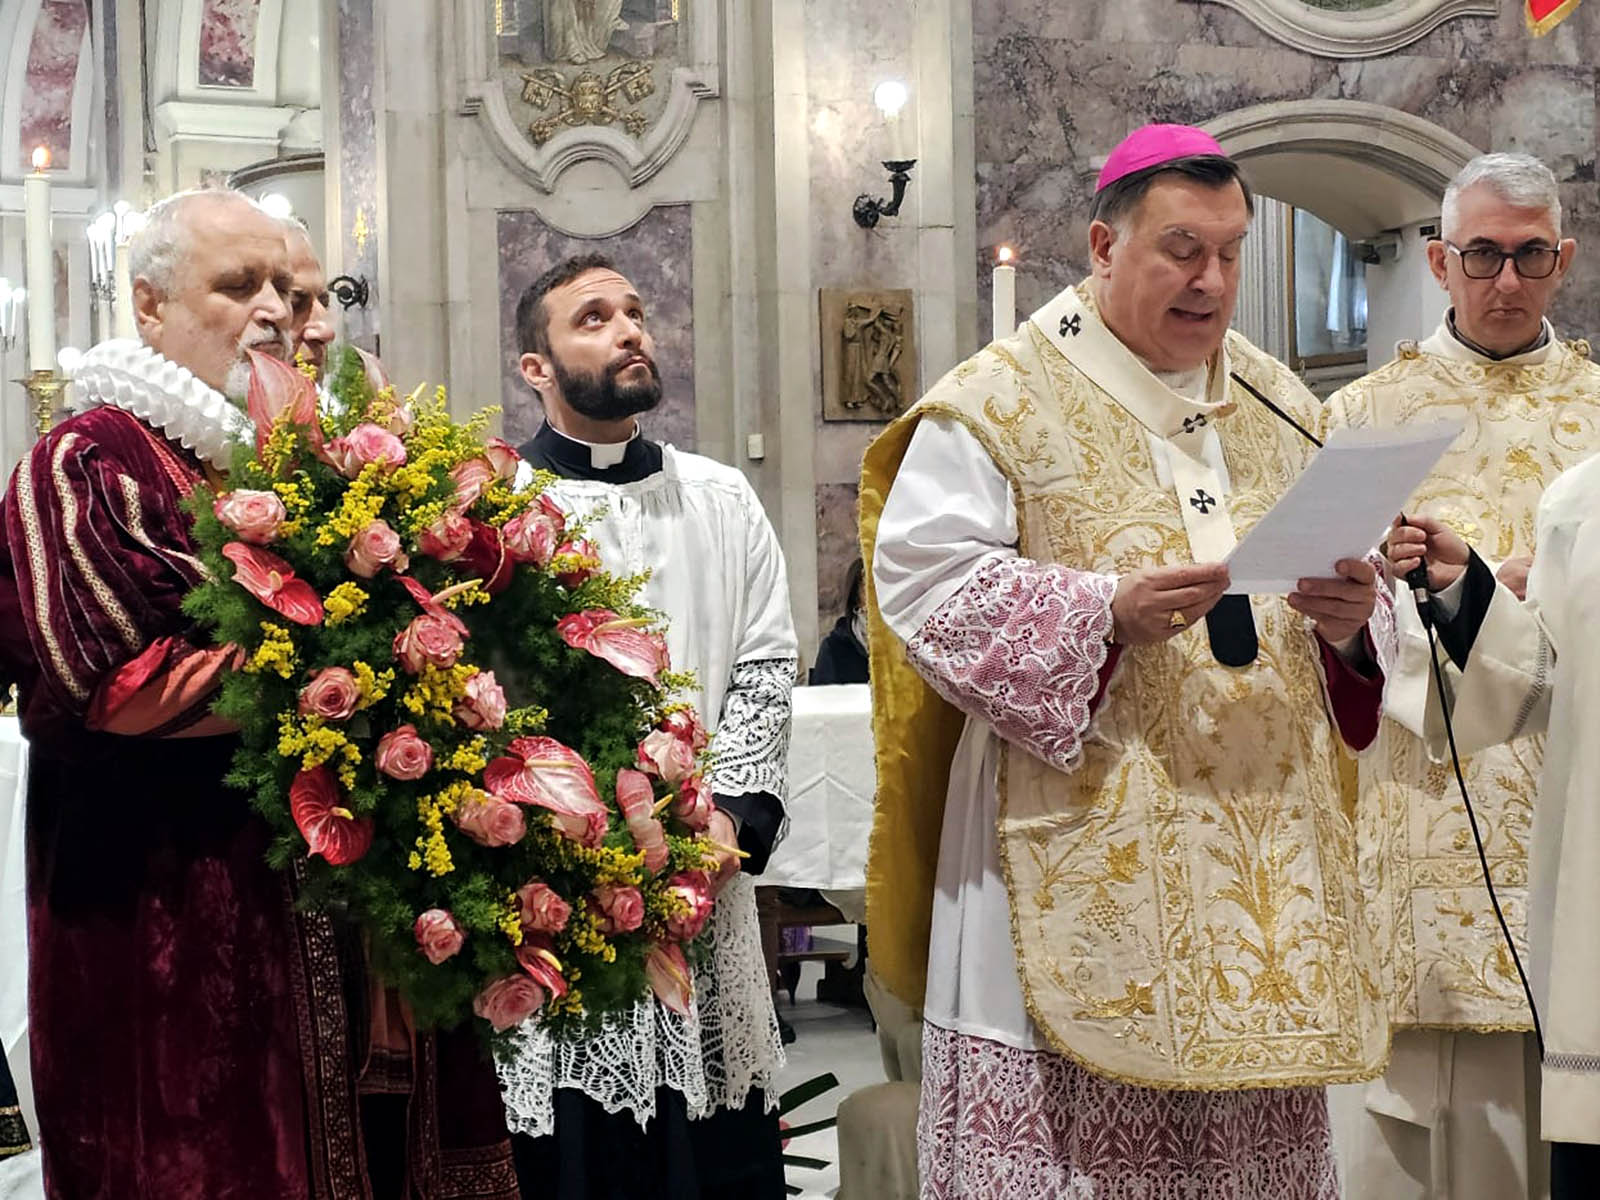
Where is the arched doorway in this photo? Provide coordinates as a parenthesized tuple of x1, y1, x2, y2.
(1203, 100, 1481, 394)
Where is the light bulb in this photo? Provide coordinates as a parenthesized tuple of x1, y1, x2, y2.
(873, 80, 909, 118)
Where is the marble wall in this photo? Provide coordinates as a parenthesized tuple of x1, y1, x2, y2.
(973, 0, 1600, 340)
(495, 205, 696, 452)
(804, 0, 919, 636)
(336, 0, 379, 349)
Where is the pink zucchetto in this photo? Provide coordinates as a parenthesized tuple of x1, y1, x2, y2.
(1096, 124, 1229, 192)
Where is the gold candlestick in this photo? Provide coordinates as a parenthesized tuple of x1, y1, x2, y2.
(19, 368, 66, 438)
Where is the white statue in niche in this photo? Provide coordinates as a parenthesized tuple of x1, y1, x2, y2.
(544, 0, 626, 63)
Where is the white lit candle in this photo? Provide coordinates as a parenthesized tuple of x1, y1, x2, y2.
(24, 146, 56, 372)
(113, 204, 143, 341)
(992, 245, 1016, 341)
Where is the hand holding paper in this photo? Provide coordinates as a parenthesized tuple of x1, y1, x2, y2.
(1224, 420, 1464, 595)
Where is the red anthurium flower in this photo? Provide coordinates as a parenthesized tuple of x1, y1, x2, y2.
(245, 349, 324, 458)
(222, 542, 325, 625)
(644, 943, 694, 1016)
(516, 936, 570, 1002)
(615, 768, 670, 873)
(458, 521, 514, 594)
(290, 766, 374, 865)
(556, 610, 670, 684)
(484, 736, 608, 847)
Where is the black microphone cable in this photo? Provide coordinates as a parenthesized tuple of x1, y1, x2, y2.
(1229, 368, 1545, 1053)
(1403, 535, 1544, 1057)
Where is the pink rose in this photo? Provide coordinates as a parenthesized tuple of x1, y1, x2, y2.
(393, 612, 465, 673)
(473, 974, 545, 1032)
(452, 791, 527, 847)
(661, 709, 709, 753)
(375, 724, 434, 780)
(418, 511, 473, 563)
(298, 666, 362, 721)
(645, 943, 693, 1016)
(501, 495, 566, 568)
(451, 457, 498, 508)
(214, 489, 287, 545)
(554, 539, 599, 589)
(344, 519, 409, 579)
(484, 437, 522, 481)
(516, 937, 569, 1003)
(414, 908, 465, 964)
(672, 774, 715, 832)
(327, 423, 407, 478)
(591, 885, 645, 935)
(454, 670, 507, 731)
(517, 880, 572, 934)
(637, 729, 696, 785)
(665, 870, 715, 941)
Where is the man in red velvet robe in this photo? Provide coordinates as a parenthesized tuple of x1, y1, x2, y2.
(0, 189, 517, 1200)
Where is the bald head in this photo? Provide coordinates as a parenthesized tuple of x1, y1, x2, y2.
(129, 190, 294, 399)
(283, 225, 334, 377)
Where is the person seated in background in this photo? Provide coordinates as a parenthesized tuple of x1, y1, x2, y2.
(809, 558, 869, 685)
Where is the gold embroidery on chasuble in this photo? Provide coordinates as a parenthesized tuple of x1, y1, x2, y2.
(1328, 340, 1600, 1031)
(889, 314, 1385, 1089)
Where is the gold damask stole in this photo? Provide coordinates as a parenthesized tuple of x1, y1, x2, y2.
(1032, 285, 1257, 665)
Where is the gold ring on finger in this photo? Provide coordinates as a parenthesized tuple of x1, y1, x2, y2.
(1168, 609, 1188, 630)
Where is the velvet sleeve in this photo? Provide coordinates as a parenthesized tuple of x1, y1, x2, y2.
(4, 414, 214, 724)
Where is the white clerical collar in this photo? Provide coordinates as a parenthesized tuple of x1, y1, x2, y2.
(545, 422, 640, 469)
(68, 338, 253, 469)
(1420, 310, 1556, 367)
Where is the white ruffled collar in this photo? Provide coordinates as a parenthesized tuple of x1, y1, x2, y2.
(69, 338, 253, 469)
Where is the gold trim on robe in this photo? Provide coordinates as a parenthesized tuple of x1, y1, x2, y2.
(1325, 337, 1600, 1031)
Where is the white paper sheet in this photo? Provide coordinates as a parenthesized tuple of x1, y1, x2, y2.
(1224, 419, 1464, 594)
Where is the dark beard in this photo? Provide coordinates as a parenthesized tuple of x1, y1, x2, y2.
(552, 352, 663, 422)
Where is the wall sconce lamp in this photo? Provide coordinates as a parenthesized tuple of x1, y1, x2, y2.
(329, 275, 370, 310)
(854, 80, 917, 229)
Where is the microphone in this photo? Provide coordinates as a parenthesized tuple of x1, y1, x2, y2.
(1398, 515, 1433, 630)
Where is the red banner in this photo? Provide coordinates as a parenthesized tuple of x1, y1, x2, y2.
(1527, 0, 1581, 34)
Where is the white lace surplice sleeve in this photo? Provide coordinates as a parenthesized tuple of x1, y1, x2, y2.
(873, 416, 1117, 773)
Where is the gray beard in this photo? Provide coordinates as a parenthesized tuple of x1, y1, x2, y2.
(223, 359, 252, 406)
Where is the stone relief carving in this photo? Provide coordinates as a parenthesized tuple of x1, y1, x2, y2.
(461, 0, 713, 190)
(820, 289, 917, 422)
(1188, 0, 1497, 57)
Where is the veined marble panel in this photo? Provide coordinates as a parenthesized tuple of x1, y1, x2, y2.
(813, 481, 861, 659)
(338, 0, 378, 348)
(197, 0, 262, 88)
(19, 0, 88, 173)
(496, 205, 695, 451)
(974, 3, 1600, 341)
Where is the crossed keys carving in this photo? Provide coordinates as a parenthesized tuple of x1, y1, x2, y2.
(521, 62, 656, 146)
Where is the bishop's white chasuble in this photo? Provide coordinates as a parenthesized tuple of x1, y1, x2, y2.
(863, 283, 1391, 1092)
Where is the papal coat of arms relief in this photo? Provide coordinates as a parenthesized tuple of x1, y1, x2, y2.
(465, 0, 714, 190)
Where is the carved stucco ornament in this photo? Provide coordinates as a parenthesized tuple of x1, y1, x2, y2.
(459, 1, 717, 192)
(1190, 0, 1497, 57)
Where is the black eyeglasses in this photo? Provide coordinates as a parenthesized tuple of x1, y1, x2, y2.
(1445, 241, 1560, 280)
